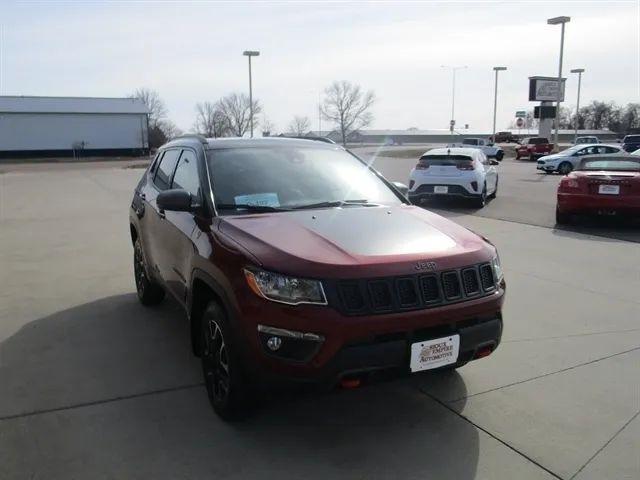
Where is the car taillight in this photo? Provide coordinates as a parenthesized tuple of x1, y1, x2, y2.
(559, 177, 581, 192)
(415, 162, 429, 170)
(457, 162, 475, 170)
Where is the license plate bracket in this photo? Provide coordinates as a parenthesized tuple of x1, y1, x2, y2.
(410, 335, 460, 372)
(598, 184, 620, 195)
(433, 185, 449, 194)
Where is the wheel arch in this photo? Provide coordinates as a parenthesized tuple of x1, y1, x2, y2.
(188, 269, 236, 357)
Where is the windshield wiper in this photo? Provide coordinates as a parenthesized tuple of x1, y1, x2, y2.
(215, 203, 289, 212)
(290, 200, 382, 210)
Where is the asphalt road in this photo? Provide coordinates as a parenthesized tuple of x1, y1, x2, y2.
(1, 158, 639, 480)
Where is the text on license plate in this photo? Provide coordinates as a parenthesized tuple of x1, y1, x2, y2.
(410, 335, 460, 372)
(433, 186, 449, 194)
(598, 184, 619, 195)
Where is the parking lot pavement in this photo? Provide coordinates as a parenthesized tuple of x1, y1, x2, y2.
(354, 147, 640, 243)
(1, 165, 638, 479)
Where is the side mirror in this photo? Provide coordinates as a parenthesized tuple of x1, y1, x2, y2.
(392, 181, 409, 197)
(490, 159, 500, 166)
(156, 189, 194, 212)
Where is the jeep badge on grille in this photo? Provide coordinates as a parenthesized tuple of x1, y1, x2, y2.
(415, 261, 437, 271)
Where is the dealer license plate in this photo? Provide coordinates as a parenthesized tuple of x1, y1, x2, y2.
(598, 184, 619, 195)
(410, 335, 460, 372)
(433, 186, 449, 194)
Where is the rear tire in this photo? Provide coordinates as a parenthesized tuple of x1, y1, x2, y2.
(488, 177, 498, 199)
(473, 185, 487, 208)
(529, 153, 535, 162)
(558, 162, 573, 175)
(556, 206, 571, 225)
(133, 239, 165, 306)
(201, 302, 251, 421)
(495, 151, 504, 161)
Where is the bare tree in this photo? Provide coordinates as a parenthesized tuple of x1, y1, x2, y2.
(321, 81, 375, 146)
(261, 114, 276, 136)
(158, 120, 183, 140)
(288, 116, 311, 135)
(217, 93, 261, 137)
(194, 101, 229, 138)
(129, 87, 167, 129)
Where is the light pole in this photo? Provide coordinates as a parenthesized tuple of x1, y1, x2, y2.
(570, 68, 584, 142)
(547, 16, 570, 150)
(243, 50, 260, 138)
(492, 66, 507, 141)
(441, 65, 467, 138)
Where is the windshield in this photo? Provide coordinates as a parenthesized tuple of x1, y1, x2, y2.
(578, 158, 640, 171)
(207, 146, 403, 213)
(529, 138, 548, 144)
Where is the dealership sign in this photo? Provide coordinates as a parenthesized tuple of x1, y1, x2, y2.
(528, 76, 566, 102)
(515, 111, 526, 118)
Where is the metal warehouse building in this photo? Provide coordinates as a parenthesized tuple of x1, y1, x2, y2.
(0, 96, 149, 158)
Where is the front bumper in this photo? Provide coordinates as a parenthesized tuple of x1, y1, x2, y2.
(238, 285, 505, 389)
(536, 161, 558, 172)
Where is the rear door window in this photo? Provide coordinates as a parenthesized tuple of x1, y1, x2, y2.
(153, 149, 181, 191)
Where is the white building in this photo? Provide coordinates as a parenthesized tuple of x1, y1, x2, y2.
(0, 96, 149, 158)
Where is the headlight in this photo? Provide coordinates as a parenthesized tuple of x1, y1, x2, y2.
(243, 268, 327, 306)
(491, 253, 504, 284)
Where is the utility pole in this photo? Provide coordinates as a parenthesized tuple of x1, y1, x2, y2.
(243, 50, 260, 137)
(492, 67, 507, 141)
(571, 68, 584, 142)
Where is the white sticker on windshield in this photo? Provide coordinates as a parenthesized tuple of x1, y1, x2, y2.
(234, 193, 280, 207)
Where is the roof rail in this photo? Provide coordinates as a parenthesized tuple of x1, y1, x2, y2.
(173, 134, 208, 144)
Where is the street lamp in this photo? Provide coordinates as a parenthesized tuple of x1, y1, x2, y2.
(243, 50, 260, 138)
(492, 66, 507, 141)
(570, 68, 585, 142)
(547, 16, 570, 150)
(441, 65, 467, 137)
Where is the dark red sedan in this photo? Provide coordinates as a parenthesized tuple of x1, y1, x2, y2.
(556, 155, 640, 224)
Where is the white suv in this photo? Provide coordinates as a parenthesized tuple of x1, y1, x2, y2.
(408, 148, 499, 208)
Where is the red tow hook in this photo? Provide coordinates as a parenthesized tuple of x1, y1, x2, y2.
(340, 378, 362, 389)
(474, 345, 494, 359)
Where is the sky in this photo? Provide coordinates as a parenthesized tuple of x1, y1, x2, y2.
(1, 0, 639, 134)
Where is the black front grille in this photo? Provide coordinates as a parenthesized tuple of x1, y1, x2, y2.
(333, 262, 496, 316)
(339, 281, 365, 312)
(462, 268, 480, 296)
(396, 278, 419, 307)
(419, 275, 441, 303)
(369, 281, 393, 311)
(479, 264, 495, 291)
(442, 272, 462, 300)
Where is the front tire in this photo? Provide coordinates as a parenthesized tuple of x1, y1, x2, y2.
(201, 302, 251, 421)
(556, 206, 571, 225)
(495, 151, 504, 161)
(133, 239, 165, 306)
(558, 162, 573, 175)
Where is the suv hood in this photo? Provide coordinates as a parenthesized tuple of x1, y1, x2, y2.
(219, 205, 494, 278)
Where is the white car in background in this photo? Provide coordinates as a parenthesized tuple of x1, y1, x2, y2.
(408, 147, 499, 208)
(447, 137, 505, 160)
(574, 136, 600, 144)
(536, 144, 623, 174)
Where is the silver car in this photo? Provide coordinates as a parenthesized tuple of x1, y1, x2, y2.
(536, 144, 623, 174)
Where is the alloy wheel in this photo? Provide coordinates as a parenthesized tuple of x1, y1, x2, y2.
(203, 319, 230, 404)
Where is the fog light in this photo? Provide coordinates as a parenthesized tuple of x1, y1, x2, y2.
(267, 336, 282, 351)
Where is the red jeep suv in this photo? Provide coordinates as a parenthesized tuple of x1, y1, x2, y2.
(129, 136, 505, 419)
